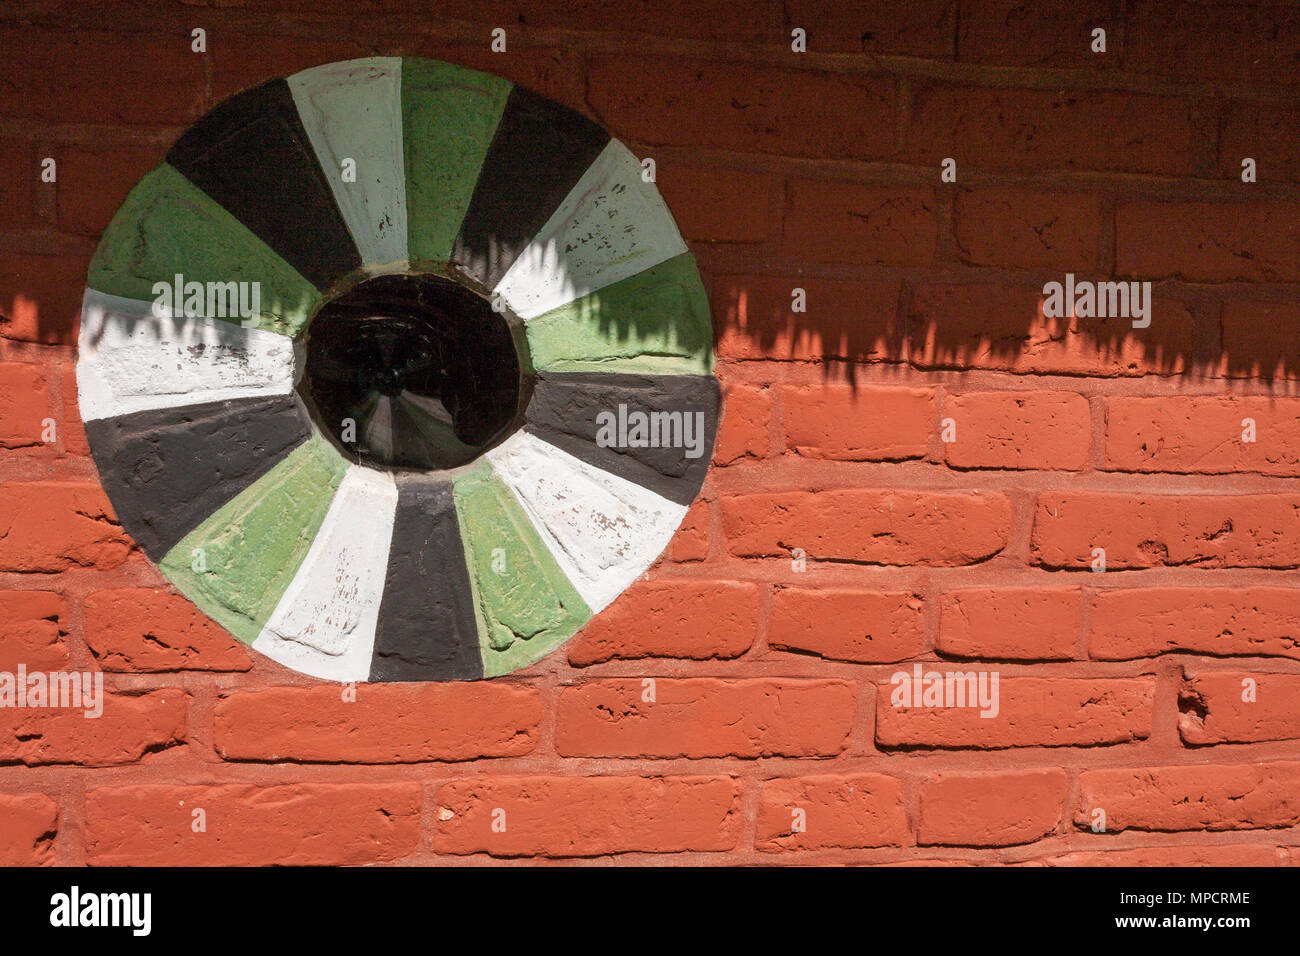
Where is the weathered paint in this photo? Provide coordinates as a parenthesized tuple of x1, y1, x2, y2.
(524, 252, 714, 375)
(452, 461, 591, 677)
(402, 59, 511, 267)
(87, 164, 320, 337)
(160, 435, 349, 644)
(77, 289, 297, 421)
(451, 84, 608, 290)
(370, 475, 483, 681)
(494, 140, 687, 319)
(253, 466, 398, 682)
(167, 78, 362, 289)
(289, 58, 408, 272)
(524, 371, 719, 506)
(85, 394, 312, 561)
(485, 431, 687, 613)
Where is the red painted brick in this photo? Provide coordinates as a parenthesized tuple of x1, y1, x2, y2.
(214, 683, 541, 763)
(670, 499, 709, 562)
(714, 384, 770, 464)
(938, 588, 1080, 661)
(55, 142, 160, 237)
(958, 0, 1118, 67)
(84, 783, 420, 865)
(0, 793, 58, 866)
(1220, 300, 1300, 380)
(1220, 101, 1300, 183)
(1027, 845, 1291, 867)
(756, 774, 910, 851)
(712, 274, 902, 363)
(945, 391, 1091, 470)
(1107, 396, 1300, 475)
(0, 363, 50, 449)
(0, 591, 67, 673)
(0, 482, 132, 572)
(83, 588, 251, 672)
(567, 580, 759, 665)
(57, 364, 89, 457)
(0, 690, 186, 767)
(588, 57, 894, 160)
(0, 252, 86, 346)
(656, 165, 771, 243)
(907, 283, 1194, 377)
(722, 489, 1012, 565)
(918, 769, 1068, 846)
(877, 676, 1154, 748)
(1089, 587, 1300, 661)
(442, 0, 770, 41)
(785, 179, 937, 266)
(783, 0, 956, 56)
(955, 187, 1103, 270)
(436, 775, 741, 856)
(1180, 671, 1300, 744)
(1032, 492, 1300, 570)
(1117, 200, 1300, 282)
(909, 86, 1192, 176)
(0, 30, 204, 125)
(0, 138, 35, 230)
(782, 385, 935, 461)
(556, 678, 857, 758)
(1123, 1, 1300, 86)
(769, 588, 926, 663)
(1075, 762, 1300, 833)
(210, 35, 375, 102)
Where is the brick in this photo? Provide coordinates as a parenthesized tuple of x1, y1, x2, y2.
(945, 391, 1091, 470)
(1180, 671, 1300, 744)
(1220, 101, 1300, 183)
(670, 499, 709, 562)
(918, 769, 1068, 846)
(84, 783, 420, 865)
(782, 0, 956, 56)
(938, 588, 1079, 661)
(1107, 397, 1300, 476)
(714, 384, 770, 464)
(0, 138, 34, 230)
(588, 57, 894, 160)
(556, 678, 857, 758)
(782, 385, 935, 461)
(210, 35, 375, 103)
(955, 187, 1103, 270)
(57, 365, 89, 457)
(442, 0, 769, 41)
(436, 775, 741, 856)
(1220, 300, 1300, 380)
(876, 676, 1154, 748)
(0, 793, 58, 866)
(1032, 492, 1300, 570)
(0, 363, 49, 449)
(1027, 844, 1291, 867)
(1116, 201, 1300, 282)
(0, 591, 67, 672)
(656, 165, 771, 243)
(1123, 1, 1300, 86)
(958, 0, 1118, 67)
(909, 86, 1192, 176)
(0, 29, 203, 124)
(1075, 762, 1300, 833)
(0, 252, 87, 346)
(55, 142, 160, 237)
(83, 588, 251, 672)
(0, 482, 132, 572)
(0, 690, 186, 767)
(567, 580, 759, 665)
(712, 274, 902, 363)
(785, 179, 937, 266)
(769, 588, 926, 663)
(756, 774, 910, 851)
(907, 283, 1194, 377)
(214, 683, 541, 762)
(722, 489, 1012, 565)
(1090, 587, 1300, 661)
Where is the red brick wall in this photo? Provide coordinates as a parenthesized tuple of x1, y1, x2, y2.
(2, 0, 1299, 865)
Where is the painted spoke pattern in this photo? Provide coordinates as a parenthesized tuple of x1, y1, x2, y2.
(77, 57, 717, 682)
